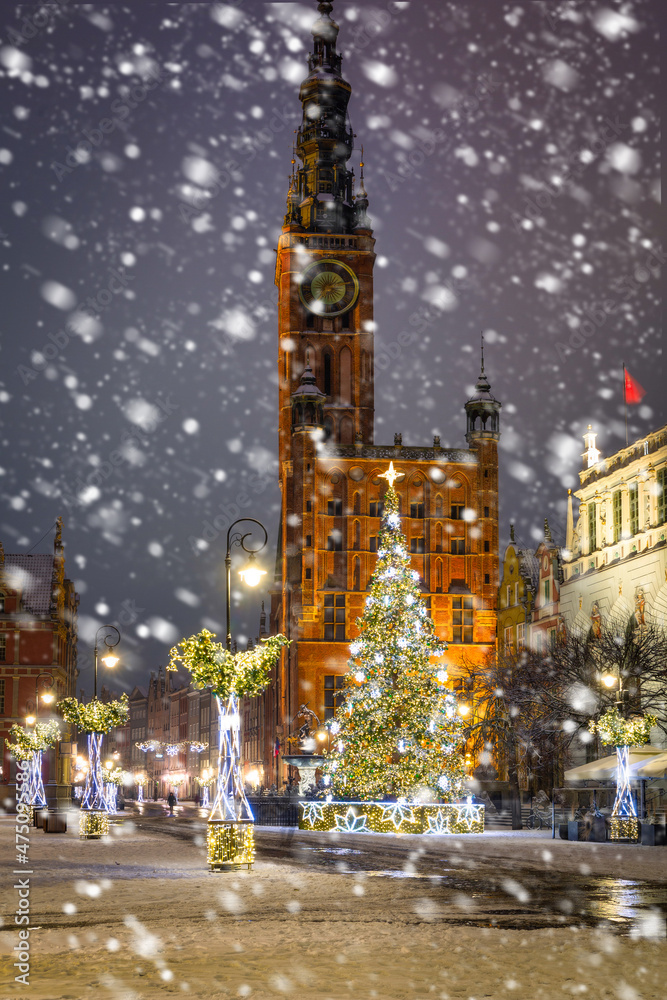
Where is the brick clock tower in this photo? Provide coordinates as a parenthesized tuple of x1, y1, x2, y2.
(249, 2, 501, 787)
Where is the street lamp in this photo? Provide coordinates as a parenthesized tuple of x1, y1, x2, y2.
(26, 673, 56, 725)
(93, 625, 121, 699)
(225, 519, 268, 651)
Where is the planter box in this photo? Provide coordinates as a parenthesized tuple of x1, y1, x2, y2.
(567, 820, 581, 841)
(299, 801, 484, 835)
(44, 812, 67, 834)
(640, 822, 667, 847)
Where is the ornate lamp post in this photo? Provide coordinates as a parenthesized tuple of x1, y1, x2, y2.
(94, 625, 121, 699)
(225, 519, 268, 651)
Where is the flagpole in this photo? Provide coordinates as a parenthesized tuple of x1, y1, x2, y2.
(623, 362, 628, 447)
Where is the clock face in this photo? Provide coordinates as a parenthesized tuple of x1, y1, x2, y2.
(299, 258, 359, 317)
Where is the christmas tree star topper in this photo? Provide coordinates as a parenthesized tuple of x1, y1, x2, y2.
(379, 461, 404, 489)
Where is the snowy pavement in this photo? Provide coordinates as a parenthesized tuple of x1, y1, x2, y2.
(1, 811, 666, 1000)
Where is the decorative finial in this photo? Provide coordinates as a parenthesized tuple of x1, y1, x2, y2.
(318, 1, 334, 14)
(544, 517, 552, 541)
(379, 462, 404, 490)
(481, 332, 485, 374)
(510, 523, 515, 543)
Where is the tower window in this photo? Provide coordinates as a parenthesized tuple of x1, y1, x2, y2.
(484, 573, 490, 584)
(410, 537, 425, 553)
(324, 674, 345, 719)
(327, 499, 342, 516)
(484, 541, 490, 552)
(451, 538, 465, 555)
(327, 531, 343, 551)
(484, 506, 489, 518)
(0, 636, 5, 663)
(305, 311, 315, 330)
(306, 500, 312, 512)
(323, 351, 332, 396)
(369, 536, 378, 552)
(452, 597, 473, 644)
(369, 501, 384, 518)
(410, 503, 424, 519)
(305, 568, 312, 580)
(451, 505, 465, 520)
(341, 312, 350, 330)
(324, 595, 346, 642)
(305, 535, 312, 548)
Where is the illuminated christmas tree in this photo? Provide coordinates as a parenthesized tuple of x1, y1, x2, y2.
(322, 464, 466, 802)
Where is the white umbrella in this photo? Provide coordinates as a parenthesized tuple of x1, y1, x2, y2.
(564, 746, 665, 782)
(633, 752, 667, 779)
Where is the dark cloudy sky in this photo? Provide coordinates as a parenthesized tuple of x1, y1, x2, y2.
(0, 1, 662, 694)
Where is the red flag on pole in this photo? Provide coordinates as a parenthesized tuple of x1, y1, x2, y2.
(624, 368, 646, 405)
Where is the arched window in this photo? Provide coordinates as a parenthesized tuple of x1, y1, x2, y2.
(436, 559, 443, 593)
(340, 346, 352, 405)
(353, 492, 360, 514)
(435, 523, 442, 553)
(323, 350, 332, 396)
(353, 556, 361, 591)
(353, 520, 361, 550)
(435, 495, 443, 517)
(339, 416, 354, 445)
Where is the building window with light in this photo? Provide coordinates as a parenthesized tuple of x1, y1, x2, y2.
(504, 626, 513, 652)
(588, 502, 597, 552)
(629, 483, 639, 536)
(543, 580, 551, 604)
(612, 490, 622, 542)
(452, 597, 473, 643)
(657, 468, 666, 525)
(324, 594, 345, 641)
(324, 674, 345, 721)
(517, 623, 525, 648)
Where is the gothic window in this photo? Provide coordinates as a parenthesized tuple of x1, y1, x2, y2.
(339, 346, 352, 405)
(484, 541, 490, 552)
(451, 538, 465, 555)
(435, 495, 443, 517)
(410, 502, 424, 519)
(353, 556, 361, 591)
(353, 520, 361, 549)
(341, 312, 350, 331)
(369, 501, 384, 518)
(369, 536, 378, 552)
(327, 499, 342, 516)
(323, 350, 332, 396)
(451, 504, 465, 520)
(435, 523, 443, 553)
(339, 415, 354, 445)
(327, 530, 343, 551)
(435, 559, 443, 593)
(353, 492, 360, 514)
(410, 537, 425, 553)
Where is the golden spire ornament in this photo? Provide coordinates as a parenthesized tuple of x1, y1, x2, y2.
(379, 461, 404, 489)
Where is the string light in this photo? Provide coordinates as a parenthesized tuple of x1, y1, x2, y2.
(589, 707, 657, 842)
(300, 802, 484, 835)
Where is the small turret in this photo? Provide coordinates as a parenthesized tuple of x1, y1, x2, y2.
(465, 334, 501, 444)
(291, 363, 326, 433)
(582, 424, 600, 469)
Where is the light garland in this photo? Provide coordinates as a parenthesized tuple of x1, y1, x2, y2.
(7, 722, 61, 809)
(299, 801, 484, 835)
(588, 707, 656, 748)
(321, 476, 466, 801)
(59, 695, 129, 734)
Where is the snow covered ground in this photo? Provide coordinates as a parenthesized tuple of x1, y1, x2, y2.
(1, 811, 666, 999)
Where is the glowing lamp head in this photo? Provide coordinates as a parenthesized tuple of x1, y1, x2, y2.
(602, 674, 617, 688)
(25, 715, 36, 726)
(238, 552, 266, 588)
(40, 691, 55, 705)
(316, 730, 328, 742)
(458, 703, 471, 718)
(102, 652, 119, 669)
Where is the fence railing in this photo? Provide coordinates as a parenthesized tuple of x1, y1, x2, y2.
(247, 797, 299, 827)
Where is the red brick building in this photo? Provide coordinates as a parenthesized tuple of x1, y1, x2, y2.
(0, 518, 78, 808)
(248, 3, 501, 786)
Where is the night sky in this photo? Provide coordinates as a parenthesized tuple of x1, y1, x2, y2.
(0, 1, 662, 694)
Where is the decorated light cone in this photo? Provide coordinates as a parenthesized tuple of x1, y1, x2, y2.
(7, 721, 61, 815)
(59, 695, 129, 839)
(168, 631, 289, 870)
(589, 706, 656, 841)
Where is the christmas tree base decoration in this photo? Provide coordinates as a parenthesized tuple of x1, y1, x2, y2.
(300, 800, 484, 835)
(79, 810, 109, 840)
(207, 819, 255, 870)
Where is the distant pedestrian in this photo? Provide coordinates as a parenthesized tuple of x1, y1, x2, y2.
(167, 791, 176, 816)
(194, 791, 200, 806)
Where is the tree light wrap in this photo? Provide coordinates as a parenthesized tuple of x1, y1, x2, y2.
(7, 722, 61, 809)
(322, 476, 466, 801)
(168, 631, 289, 868)
(589, 707, 657, 841)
